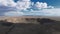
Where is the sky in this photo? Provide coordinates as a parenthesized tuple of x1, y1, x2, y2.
(32, 0, 60, 8)
(14, 0, 60, 8)
(0, 0, 60, 16)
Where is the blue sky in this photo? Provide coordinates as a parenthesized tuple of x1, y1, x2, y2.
(0, 0, 60, 16)
(32, 0, 60, 8)
(14, 0, 60, 8)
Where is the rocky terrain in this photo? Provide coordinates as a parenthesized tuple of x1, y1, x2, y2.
(0, 16, 60, 23)
(0, 17, 60, 34)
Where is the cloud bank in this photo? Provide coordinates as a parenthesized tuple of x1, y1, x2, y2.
(0, 0, 59, 16)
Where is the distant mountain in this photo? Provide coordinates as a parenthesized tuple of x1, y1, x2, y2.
(0, 16, 60, 23)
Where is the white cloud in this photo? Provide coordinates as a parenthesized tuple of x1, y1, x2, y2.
(4, 8, 60, 16)
(0, 0, 16, 7)
(16, 1, 31, 10)
(4, 11, 24, 16)
(48, 6, 54, 8)
(34, 2, 48, 9)
(0, 0, 7, 6)
(0, 0, 54, 10)
(0, 0, 57, 16)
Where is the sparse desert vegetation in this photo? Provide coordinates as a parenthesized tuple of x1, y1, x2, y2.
(0, 17, 60, 34)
